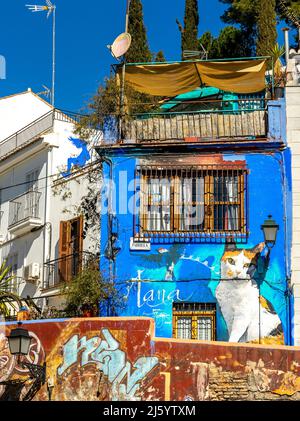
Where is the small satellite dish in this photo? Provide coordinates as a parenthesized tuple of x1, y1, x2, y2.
(107, 32, 132, 60)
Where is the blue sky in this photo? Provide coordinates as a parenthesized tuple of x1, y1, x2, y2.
(0, 0, 290, 112)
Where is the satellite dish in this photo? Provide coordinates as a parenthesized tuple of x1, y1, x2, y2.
(108, 32, 132, 60)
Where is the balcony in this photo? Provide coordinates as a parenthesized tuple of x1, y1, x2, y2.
(97, 57, 287, 146)
(123, 98, 267, 143)
(0, 109, 82, 163)
(8, 191, 42, 235)
(43, 251, 96, 290)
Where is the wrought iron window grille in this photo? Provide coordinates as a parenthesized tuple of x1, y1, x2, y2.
(134, 164, 249, 244)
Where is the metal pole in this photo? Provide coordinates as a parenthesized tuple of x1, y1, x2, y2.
(119, 0, 130, 141)
(259, 281, 261, 344)
(51, 5, 56, 107)
(282, 27, 290, 66)
(271, 56, 275, 99)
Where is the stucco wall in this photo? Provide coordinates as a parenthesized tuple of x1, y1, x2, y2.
(0, 90, 51, 141)
(0, 318, 299, 401)
(100, 150, 291, 344)
(0, 93, 100, 303)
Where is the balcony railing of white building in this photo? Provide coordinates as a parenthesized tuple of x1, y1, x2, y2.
(0, 109, 83, 162)
(43, 251, 96, 290)
(8, 191, 42, 229)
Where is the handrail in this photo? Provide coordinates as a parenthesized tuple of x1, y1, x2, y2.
(0, 108, 88, 146)
(9, 189, 42, 203)
(0, 109, 54, 145)
(0, 108, 89, 160)
(44, 250, 95, 266)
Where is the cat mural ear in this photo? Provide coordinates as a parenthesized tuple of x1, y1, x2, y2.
(251, 242, 265, 254)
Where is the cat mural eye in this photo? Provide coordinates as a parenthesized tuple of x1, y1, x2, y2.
(244, 263, 250, 268)
(227, 258, 235, 265)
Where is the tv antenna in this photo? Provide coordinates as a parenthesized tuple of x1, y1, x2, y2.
(183, 44, 208, 60)
(26, 1, 56, 107)
(37, 85, 51, 100)
(107, 0, 132, 141)
(279, 0, 300, 28)
(279, 0, 300, 48)
(107, 32, 132, 61)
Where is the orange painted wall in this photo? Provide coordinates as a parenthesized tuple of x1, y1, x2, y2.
(0, 317, 299, 401)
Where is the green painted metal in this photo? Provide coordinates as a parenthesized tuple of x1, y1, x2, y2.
(160, 87, 220, 110)
(124, 56, 272, 66)
(133, 107, 265, 117)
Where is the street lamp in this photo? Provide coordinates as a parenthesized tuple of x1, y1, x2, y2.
(261, 215, 279, 249)
(6, 322, 46, 386)
(7, 323, 31, 358)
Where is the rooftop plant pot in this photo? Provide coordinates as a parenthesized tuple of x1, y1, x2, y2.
(274, 86, 285, 99)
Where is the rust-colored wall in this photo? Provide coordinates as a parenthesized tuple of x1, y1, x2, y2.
(0, 317, 299, 401)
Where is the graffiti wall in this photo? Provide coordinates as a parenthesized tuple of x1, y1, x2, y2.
(0, 318, 299, 401)
(100, 150, 292, 345)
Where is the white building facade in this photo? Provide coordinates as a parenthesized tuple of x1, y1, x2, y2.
(0, 90, 101, 313)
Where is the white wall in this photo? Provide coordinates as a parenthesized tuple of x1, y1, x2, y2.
(49, 118, 101, 258)
(0, 90, 101, 310)
(0, 91, 51, 141)
(0, 148, 48, 298)
(286, 86, 300, 346)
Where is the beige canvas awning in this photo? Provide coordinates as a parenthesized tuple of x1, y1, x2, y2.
(121, 59, 267, 96)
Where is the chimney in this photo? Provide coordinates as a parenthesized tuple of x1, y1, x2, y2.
(282, 27, 290, 65)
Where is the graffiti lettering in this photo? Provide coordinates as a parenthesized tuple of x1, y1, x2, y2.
(57, 328, 159, 400)
(137, 284, 191, 309)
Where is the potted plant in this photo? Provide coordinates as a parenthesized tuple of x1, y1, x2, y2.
(61, 262, 123, 318)
(270, 43, 286, 99)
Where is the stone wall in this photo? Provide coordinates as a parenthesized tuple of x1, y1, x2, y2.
(0, 317, 299, 401)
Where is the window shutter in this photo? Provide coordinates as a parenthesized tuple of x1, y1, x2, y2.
(77, 215, 83, 254)
(58, 220, 71, 282)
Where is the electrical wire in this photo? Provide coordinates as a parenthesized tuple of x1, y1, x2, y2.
(0, 160, 102, 193)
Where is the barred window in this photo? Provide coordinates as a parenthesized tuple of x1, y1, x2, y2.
(173, 303, 216, 341)
(137, 165, 247, 239)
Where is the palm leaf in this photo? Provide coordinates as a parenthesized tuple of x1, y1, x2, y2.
(0, 260, 22, 318)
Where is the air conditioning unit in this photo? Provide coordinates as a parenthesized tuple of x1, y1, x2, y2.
(24, 263, 40, 282)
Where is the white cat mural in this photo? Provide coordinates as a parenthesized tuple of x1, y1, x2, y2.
(216, 242, 283, 344)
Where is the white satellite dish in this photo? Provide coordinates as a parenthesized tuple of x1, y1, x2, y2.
(107, 32, 132, 60)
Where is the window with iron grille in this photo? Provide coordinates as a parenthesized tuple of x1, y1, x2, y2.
(173, 302, 216, 341)
(136, 165, 248, 240)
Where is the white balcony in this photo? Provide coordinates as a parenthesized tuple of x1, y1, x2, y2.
(8, 191, 43, 235)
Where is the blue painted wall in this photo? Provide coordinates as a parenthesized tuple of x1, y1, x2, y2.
(99, 149, 292, 344)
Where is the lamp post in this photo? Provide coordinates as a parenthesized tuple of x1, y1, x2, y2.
(6, 322, 46, 386)
(261, 215, 279, 249)
(120, 0, 131, 141)
(257, 215, 279, 344)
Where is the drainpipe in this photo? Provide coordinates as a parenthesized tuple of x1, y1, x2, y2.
(41, 151, 48, 293)
(278, 150, 293, 345)
(99, 155, 114, 315)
